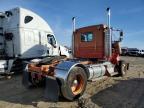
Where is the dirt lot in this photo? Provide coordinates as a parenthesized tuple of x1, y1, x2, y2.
(0, 56, 144, 108)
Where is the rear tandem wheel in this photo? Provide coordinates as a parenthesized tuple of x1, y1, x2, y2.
(118, 60, 128, 76)
(61, 67, 87, 100)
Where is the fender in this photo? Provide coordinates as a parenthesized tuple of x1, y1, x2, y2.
(54, 61, 89, 83)
(54, 60, 89, 100)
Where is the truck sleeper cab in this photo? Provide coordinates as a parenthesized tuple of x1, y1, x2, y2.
(0, 7, 69, 74)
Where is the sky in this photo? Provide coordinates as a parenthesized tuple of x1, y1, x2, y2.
(0, 0, 144, 49)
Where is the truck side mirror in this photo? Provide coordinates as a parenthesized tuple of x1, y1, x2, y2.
(119, 31, 123, 42)
(120, 31, 123, 36)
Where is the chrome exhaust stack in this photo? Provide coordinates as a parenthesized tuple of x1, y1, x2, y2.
(72, 17, 76, 32)
(105, 7, 112, 58)
(72, 17, 76, 56)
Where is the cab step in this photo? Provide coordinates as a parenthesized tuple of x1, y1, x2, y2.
(109, 72, 118, 76)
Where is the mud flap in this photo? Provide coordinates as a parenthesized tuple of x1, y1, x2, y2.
(44, 77, 59, 102)
(126, 63, 129, 70)
(22, 68, 31, 88)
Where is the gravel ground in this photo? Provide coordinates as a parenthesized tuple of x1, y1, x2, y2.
(0, 56, 144, 108)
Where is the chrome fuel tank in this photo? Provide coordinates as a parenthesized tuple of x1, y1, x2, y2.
(87, 64, 106, 80)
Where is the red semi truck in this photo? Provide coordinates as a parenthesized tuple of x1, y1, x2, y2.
(23, 8, 129, 101)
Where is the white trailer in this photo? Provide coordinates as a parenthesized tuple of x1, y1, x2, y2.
(0, 7, 69, 74)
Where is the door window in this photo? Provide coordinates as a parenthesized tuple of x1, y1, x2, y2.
(47, 34, 56, 47)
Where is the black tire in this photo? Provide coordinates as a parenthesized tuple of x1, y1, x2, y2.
(118, 60, 127, 76)
(61, 67, 87, 101)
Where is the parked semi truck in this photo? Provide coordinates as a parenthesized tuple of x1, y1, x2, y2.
(23, 8, 129, 101)
(0, 7, 70, 75)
